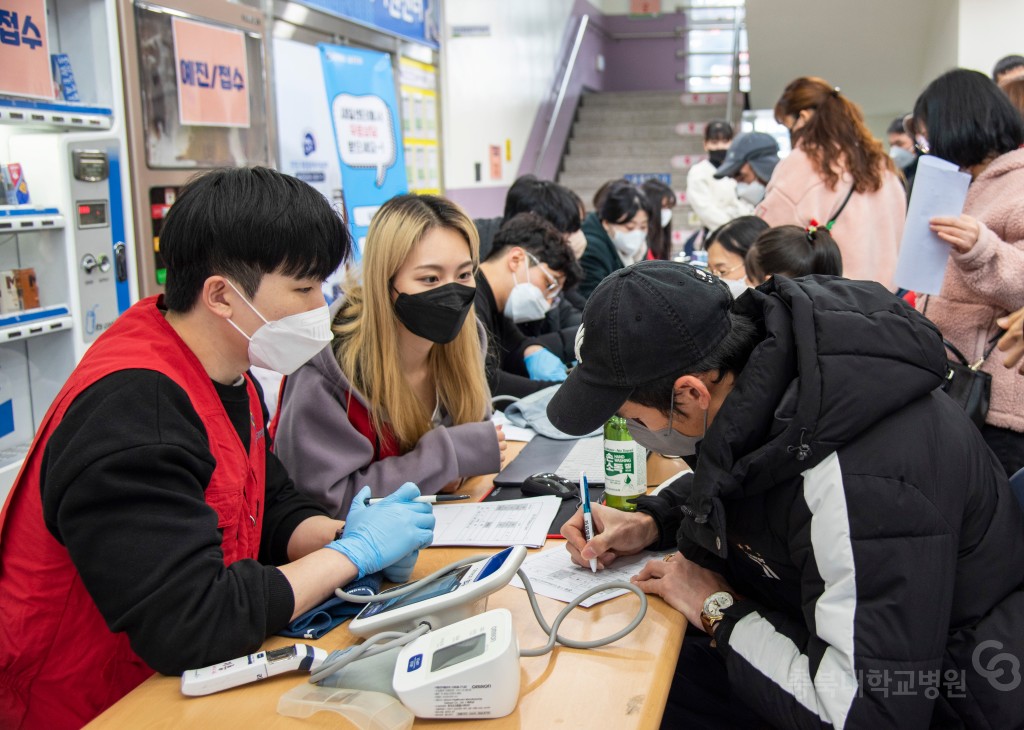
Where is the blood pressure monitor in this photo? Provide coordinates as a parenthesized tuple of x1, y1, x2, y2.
(348, 545, 527, 636)
(392, 608, 520, 719)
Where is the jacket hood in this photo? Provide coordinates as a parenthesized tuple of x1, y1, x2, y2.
(681, 276, 948, 558)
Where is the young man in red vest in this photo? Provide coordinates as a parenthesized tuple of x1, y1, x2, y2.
(0, 167, 435, 729)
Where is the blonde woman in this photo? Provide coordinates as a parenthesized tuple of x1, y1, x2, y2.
(273, 194, 505, 518)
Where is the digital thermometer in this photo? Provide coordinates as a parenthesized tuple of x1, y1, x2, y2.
(181, 644, 327, 696)
(392, 608, 520, 719)
(348, 545, 527, 636)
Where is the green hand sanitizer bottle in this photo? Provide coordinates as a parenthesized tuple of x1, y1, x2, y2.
(603, 416, 647, 511)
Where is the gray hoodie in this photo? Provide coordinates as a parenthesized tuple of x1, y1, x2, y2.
(273, 305, 500, 519)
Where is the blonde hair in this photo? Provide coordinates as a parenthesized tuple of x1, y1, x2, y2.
(334, 194, 489, 452)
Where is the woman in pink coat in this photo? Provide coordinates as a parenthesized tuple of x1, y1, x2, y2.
(911, 68, 1024, 476)
(758, 77, 906, 288)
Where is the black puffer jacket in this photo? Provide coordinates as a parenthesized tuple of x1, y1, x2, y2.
(639, 276, 1024, 728)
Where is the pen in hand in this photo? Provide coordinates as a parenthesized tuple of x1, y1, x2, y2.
(364, 494, 470, 506)
(579, 471, 598, 573)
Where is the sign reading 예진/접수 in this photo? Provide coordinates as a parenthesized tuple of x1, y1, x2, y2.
(172, 16, 250, 128)
(0, 0, 53, 100)
(320, 44, 408, 258)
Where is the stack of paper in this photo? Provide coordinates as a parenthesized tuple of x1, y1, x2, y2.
(428, 496, 561, 548)
(510, 547, 670, 607)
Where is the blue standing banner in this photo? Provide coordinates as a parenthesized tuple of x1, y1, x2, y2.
(320, 44, 408, 257)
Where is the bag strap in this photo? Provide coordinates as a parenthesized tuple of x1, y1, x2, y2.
(943, 339, 970, 366)
(825, 183, 857, 230)
(944, 335, 1000, 370)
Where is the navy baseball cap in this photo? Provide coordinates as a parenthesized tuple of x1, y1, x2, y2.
(547, 261, 734, 436)
(713, 132, 781, 182)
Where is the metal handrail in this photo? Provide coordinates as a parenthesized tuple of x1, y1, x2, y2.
(725, 10, 743, 126)
(534, 14, 589, 175)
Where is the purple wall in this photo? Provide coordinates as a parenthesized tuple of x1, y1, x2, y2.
(448, 4, 687, 217)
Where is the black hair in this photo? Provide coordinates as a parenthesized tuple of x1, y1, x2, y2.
(641, 178, 676, 260)
(502, 177, 582, 234)
(887, 115, 910, 136)
(744, 225, 843, 285)
(704, 119, 734, 142)
(592, 178, 625, 212)
(993, 55, 1024, 81)
(913, 68, 1024, 168)
(161, 167, 349, 313)
(705, 215, 769, 258)
(488, 212, 583, 290)
(629, 312, 760, 413)
(599, 180, 648, 225)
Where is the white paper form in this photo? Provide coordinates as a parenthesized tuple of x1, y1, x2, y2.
(429, 497, 561, 548)
(510, 547, 670, 607)
(893, 155, 972, 294)
(554, 436, 604, 482)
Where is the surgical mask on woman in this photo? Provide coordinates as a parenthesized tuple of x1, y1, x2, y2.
(612, 228, 647, 257)
(393, 282, 476, 344)
(889, 146, 915, 169)
(225, 281, 333, 375)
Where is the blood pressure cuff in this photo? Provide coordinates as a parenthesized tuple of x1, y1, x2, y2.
(278, 573, 383, 640)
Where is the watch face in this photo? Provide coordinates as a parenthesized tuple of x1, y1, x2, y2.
(704, 591, 734, 618)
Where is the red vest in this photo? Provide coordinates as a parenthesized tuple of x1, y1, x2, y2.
(0, 296, 266, 729)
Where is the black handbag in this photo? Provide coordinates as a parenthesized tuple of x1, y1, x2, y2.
(941, 339, 995, 428)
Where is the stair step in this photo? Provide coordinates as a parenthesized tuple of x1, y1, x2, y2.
(572, 123, 682, 142)
(559, 171, 692, 190)
(564, 155, 705, 173)
(568, 138, 705, 157)
(581, 91, 737, 108)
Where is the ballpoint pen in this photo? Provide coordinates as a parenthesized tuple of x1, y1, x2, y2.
(364, 494, 471, 506)
(579, 471, 598, 573)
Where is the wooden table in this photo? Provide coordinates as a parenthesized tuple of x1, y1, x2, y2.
(88, 446, 689, 730)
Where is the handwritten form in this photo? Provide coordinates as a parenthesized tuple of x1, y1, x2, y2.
(429, 497, 561, 548)
(893, 155, 972, 294)
(510, 547, 671, 607)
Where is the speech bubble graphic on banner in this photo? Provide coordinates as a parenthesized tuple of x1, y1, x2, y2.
(332, 93, 396, 187)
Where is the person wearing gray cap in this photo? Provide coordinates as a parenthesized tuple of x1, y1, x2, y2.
(547, 260, 1024, 729)
(711, 131, 781, 207)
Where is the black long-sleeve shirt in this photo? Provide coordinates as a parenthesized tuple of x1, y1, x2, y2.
(39, 369, 326, 675)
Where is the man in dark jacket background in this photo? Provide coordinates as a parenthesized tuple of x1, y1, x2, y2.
(549, 261, 1024, 728)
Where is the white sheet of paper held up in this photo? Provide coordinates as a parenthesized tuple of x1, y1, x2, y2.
(893, 155, 971, 295)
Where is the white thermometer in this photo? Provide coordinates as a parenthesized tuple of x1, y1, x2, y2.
(181, 643, 328, 696)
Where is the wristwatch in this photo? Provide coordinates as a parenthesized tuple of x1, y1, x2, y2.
(700, 591, 735, 636)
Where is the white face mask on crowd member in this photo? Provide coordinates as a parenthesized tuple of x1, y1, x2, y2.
(736, 180, 766, 205)
(723, 276, 749, 299)
(612, 228, 647, 257)
(225, 280, 333, 375)
(504, 253, 555, 323)
(889, 145, 915, 169)
(660, 208, 673, 228)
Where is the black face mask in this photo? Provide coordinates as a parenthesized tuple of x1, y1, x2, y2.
(708, 149, 728, 168)
(393, 282, 476, 344)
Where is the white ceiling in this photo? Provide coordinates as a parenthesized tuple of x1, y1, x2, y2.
(745, 0, 958, 123)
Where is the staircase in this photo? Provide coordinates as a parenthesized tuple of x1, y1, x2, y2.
(558, 91, 732, 246)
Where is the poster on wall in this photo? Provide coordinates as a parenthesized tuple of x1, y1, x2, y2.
(172, 16, 250, 128)
(320, 43, 408, 258)
(0, 0, 54, 100)
(399, 57, 440, 194)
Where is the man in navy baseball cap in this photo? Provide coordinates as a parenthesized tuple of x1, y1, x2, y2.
(547, 260, 1024, 729)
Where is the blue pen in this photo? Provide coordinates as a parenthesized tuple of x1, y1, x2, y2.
(579, 471, 598, 573)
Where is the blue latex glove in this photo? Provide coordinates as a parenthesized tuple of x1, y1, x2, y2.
(525, 348, 568, 382)
(383, 550, 419, 584)
(327, 483, 435, 579)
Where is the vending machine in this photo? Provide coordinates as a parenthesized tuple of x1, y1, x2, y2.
(116, 0, 276, 297)
(0, 0, 136, 502)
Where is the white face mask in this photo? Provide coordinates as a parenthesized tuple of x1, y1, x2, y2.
(736, 180, 766, 205)
(567, 229, 587, 259)
(723, 276, 749, 299)
(225, 280, 333, 375)
(504, 258, 551, 323)
(660, 208, 673, 228)
(611, 227, 646, 257)
(889, 145, 915, 169)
